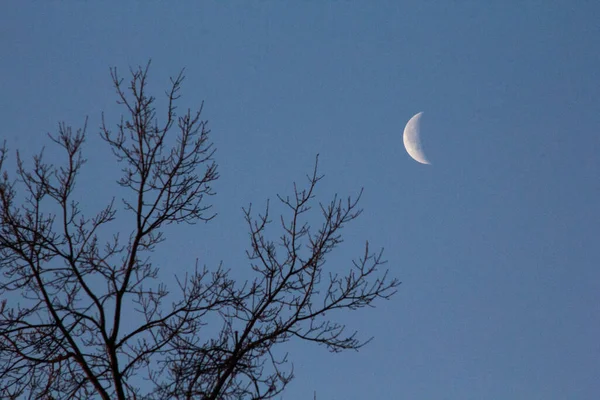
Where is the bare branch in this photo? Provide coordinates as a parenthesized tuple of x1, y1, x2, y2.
(0, 63, 399, 400)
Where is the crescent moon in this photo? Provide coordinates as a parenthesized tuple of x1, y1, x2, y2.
(403, 112, 431, 165)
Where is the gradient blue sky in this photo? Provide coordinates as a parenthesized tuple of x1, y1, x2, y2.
(2, 2, 599, 399)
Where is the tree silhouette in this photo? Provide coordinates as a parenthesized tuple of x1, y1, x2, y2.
(0, 63, 399, 400)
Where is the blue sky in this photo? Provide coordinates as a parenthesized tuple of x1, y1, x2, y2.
(2, 1, 599, 399)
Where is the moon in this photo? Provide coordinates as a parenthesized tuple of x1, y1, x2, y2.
(403, 112, 431, 165)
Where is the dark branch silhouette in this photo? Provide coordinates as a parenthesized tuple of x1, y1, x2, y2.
(0, 62, 399, 400)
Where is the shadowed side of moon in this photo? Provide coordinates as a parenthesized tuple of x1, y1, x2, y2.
(403, 112, 431, 165)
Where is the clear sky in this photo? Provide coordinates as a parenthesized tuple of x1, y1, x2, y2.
(2, 2, 599, 399)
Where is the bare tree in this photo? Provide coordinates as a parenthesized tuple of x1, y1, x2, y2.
(0, 63, 400, 400)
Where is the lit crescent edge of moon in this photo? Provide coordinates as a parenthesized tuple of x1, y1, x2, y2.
(403, 111, 431, 165)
